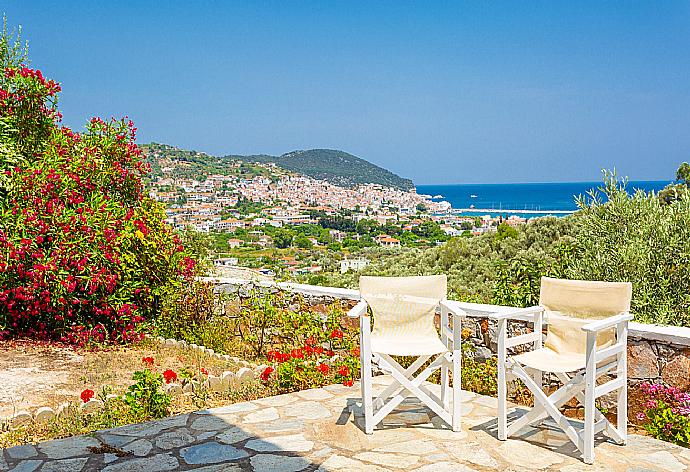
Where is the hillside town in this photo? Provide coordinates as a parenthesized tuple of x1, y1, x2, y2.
(144, 152, 528, 279)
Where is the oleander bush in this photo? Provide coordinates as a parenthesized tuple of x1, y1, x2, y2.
(0, 24, 195, 344)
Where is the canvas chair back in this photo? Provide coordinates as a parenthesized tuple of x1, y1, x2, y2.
(540, 277, 632, 356)
(360, 275, 447, 350)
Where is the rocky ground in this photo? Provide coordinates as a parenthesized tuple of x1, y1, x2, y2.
(2, 376, 689, 471)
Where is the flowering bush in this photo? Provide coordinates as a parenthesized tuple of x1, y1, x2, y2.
(261, 327, 360, 392)
(0, 44, 195, 344)
(123, 359, 171, 419)
(637, 382, 690, 447)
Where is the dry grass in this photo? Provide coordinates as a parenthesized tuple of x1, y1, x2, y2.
(0, 338, 246, 418)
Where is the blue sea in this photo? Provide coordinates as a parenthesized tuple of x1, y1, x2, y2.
(416, 181, 670, 218)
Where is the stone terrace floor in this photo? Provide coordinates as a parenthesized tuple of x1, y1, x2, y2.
(2, 375, 689, 471)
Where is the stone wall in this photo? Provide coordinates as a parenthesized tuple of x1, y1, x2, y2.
(204, 277, 690, 410)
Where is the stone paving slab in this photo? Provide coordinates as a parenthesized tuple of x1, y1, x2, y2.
(2, 376, 689, 471)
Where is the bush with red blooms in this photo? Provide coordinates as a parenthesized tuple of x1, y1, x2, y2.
(0, 55, 195, 344)
(261, 325, 359, 392)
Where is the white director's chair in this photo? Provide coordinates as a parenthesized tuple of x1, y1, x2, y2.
(494, 276, 632, 464)
(348, 275, 463, 433)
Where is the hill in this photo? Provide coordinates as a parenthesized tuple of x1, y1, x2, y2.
(231, 149, 414, 190)
(141, 144, 414, 190)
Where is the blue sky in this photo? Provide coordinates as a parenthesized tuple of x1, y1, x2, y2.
(4, 1, 690, 184)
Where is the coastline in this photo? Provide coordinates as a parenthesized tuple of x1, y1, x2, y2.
(417, 180, 670, 218)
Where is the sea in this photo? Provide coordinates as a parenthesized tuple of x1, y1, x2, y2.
(416, 181, 670, 218)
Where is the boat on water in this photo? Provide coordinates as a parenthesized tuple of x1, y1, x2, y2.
(470, 194, 478, 198)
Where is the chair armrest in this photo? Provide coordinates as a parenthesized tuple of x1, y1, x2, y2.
(489, 306, 544, 321)
(347, 300, 369, 318)
(581, 312, 633, 332)
(439, 300, 467, 319)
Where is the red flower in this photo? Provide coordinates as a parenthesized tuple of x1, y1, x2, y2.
(316, 363, 329, 375)
(80, 389, 94, 403)
(142, 356, 154, 366)
(304, 336, 317, 346)
(343, 379, 354, 387)
(329, 329, 344, 339)
(163, 369, 177, 384)
(337, 365, 350, 377)
(260, 366, 274, 381)
(350, 347, 360, 357)
(200, 367, 209, 376)
(290, 348, 304, 359)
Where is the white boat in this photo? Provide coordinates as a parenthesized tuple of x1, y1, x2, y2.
(470, 194, 478, 198)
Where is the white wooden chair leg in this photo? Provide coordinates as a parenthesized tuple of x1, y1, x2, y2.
(583, 332, 597, 464)
(616, 321, 628, 444)
(452, 350, 461, 431)
(360, 316, 374, 434)
(497, 318, 508, 440)
(441, 363, 449, 409)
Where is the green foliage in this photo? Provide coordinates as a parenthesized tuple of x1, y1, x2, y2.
(569, 172, 690, 325)
(180, 227, 213, 275)
(294, 233, 313, 249)
(0, 16, 28, 70)
(493, 256, 546, 307)
(243, 149, 414, 190)
(272, 228, 293, 249)
(461, 344, 498, 396)
(332, 216, 575, 302)
(676, 162, 690, 184)
(124, 369, 171, 419)
(493, 222, 518, 242)
(640, 400, 690, 447)
(659, 162, 690, 204)
(638, 383, 690, 447)
(155, 281, 238, 354)
(234, 198, 265, 215)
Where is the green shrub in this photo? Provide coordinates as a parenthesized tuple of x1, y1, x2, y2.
(123, 369, 171, 419)
(568, 172, 690, 325)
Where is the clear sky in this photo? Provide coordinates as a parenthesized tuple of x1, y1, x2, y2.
(4, 1, 690, 184)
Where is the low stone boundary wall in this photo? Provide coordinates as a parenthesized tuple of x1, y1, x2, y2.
(2, 334, 266, 430)
(204, 277, 690, 394)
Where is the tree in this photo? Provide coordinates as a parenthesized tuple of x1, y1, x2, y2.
(272, 228, 293, 249)
(494, 223, 519, 242)
(294, 234, 313, 249)
(659, 162, 690, 204)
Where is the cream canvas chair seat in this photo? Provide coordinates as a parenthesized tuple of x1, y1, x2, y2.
(492, 277, 633, 464)
(348, 275, 463, 433)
